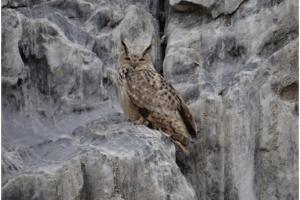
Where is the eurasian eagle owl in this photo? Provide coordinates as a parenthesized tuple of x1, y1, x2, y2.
(117, 39, 197, 153)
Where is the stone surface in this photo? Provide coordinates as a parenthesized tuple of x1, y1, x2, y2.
(2, 0, 298, 200)
(2, 1, 185, 199)
(169, 0, 245, 18)
(165, 0, 298, 199)
(3, 116, 196, 200)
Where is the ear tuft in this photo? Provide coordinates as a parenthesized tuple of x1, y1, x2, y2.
(121, 39, 129, 56)
(142, 43, 152, 57)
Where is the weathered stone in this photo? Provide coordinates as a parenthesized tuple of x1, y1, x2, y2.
(2, 1, 196, 199)
(169, 0, 246, 18)
(2, 0, 298, 199)
(165, 0, 298, 199)
(3, 117, 196, 200)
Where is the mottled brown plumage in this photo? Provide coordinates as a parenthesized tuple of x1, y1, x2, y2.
(117, 39, 197, 153)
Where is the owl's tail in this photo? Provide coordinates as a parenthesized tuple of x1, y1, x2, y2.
(179, 103, 197, 138)
(170, 134, 190, 154)
(147, 112, 190, 154)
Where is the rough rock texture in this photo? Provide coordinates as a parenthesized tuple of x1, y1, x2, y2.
(3, 116, 196, 200)
(169, 0, 245, 18)
(2, 1, 193, 199)
(164, 0, 298, 199)
(2, 0, 298, 200)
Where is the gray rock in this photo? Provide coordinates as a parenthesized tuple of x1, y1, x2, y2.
(2, 10, 24, 79)
(165, 0, 298, 199)
(169, 0, 245, 18)
(2, 0, 298, 199)
(2, 1, 195, 199)
(3, 117, 196, 200)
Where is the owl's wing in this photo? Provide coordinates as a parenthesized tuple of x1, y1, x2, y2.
(126, 68, 197, 137)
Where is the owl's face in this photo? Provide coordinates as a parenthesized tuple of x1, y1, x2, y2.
(120, 40, 151, 68)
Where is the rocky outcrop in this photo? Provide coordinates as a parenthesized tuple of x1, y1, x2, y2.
(2, 2, 182, 199)
(165, 1, 298, 199)
(169, 0, 245, 18)
(2, 0, 298, 200)
(3, 116, 196, 200)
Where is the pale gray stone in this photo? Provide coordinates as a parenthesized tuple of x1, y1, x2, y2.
(165, 0, 298, 199)
(3, 117, 196, 200)
(169, 0, 245, 17)
(2, 0, 298, 199)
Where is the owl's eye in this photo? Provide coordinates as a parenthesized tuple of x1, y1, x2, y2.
(139, 58, 145, 61)
(124, 57, 130, 60)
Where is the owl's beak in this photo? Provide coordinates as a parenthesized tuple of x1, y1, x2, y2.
(132, 62, 138, 68)
(131, 55, 139, 68)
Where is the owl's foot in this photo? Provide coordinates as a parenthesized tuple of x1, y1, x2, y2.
(133, 117, 149, 126)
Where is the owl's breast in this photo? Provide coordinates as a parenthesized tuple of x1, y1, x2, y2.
(117, 66, 141, 121)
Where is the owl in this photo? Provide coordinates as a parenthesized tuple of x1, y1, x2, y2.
(117, 39, 197, 153)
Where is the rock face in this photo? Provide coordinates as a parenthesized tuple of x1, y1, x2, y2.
(3, 116, 196, 200)
(164, 1, 298, 200)
(2, 0, 298, 200)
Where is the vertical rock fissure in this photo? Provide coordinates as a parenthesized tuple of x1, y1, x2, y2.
(80, 162, 91, 200)
(158, 0, 167, 75)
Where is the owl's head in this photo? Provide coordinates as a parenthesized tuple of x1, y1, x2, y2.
(120, 39, 151, 68)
